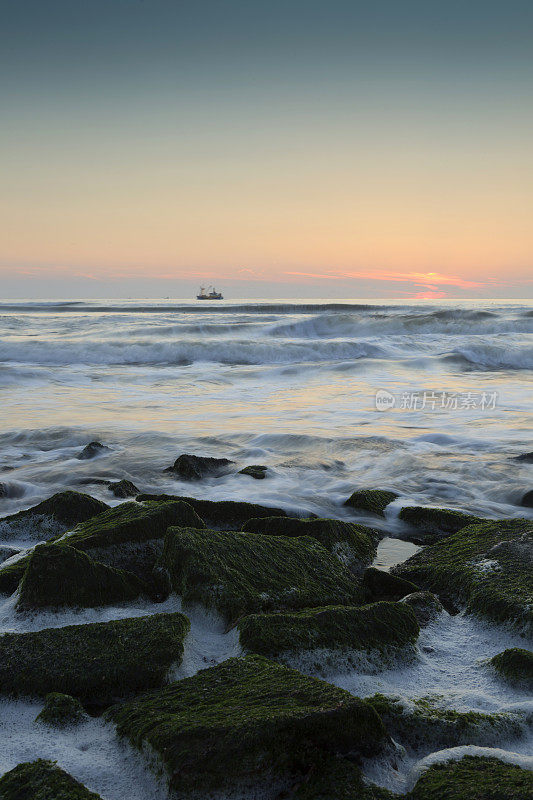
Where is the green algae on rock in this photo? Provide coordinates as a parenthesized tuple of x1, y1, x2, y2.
(400, 591, 444, 627)
(136, 492, 287, 528)
(344, 489, 398, 517)
(293, 753, 399, 800)
(367, 695, 528, 752)
(406, 756, 533, 800)
(239, 464, 268, 479)
(392, 519, 533, 633)
(0, 490, 109, 542)
(0, 760, 103, 800)
(16, 543, 147, 610)
(36, 692, 87, 727)
(0, 612, 190, 705)
(238, 602, 419, 659)
(490, 648, 533, 691)
(362, 567, 419, 601)
(107, 479, 139, 498)
(241, 516, 379, 575)
(159, 526, 362, 622)
(398, 506, 485, 544)
(107, 655, 388, 796)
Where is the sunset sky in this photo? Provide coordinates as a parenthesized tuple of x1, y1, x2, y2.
(1, 0, 532, 299)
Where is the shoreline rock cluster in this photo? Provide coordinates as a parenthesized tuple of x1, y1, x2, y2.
(0, 465, 531, 799)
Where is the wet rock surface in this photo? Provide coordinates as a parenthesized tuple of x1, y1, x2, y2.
(164, 452, 235, 480)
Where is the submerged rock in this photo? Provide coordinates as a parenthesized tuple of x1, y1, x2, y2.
(393, 519, 533, 633)
(136, 492, 287, 528)
(490, 648, 533, 691)
(16, 543, 147, 610)
(344, 489, 398, 517)
(36, 692, 88, 726)
(0, 760, 102, 799)
(513, 452, 533, 463)
(406, 756, 533, 800)
(77, 441, 111, 460)
(362, 567, 419, 601)
(400, 591, 444, 626)
(159, 526, 363, 622)
(0, 612, 190, 704)
(0, 490, 109, 543)
(520, 489, 533, 508)
(398, 506, 485, 544)
(238, 601, 419, 659)
(107, 655, 388, 796)
(368, 695, 527, 752)
(164, 453, 234, 480)
(239, 464, 268, 479)
(107, 479, 139, 497)
(242, 516, 379, 575)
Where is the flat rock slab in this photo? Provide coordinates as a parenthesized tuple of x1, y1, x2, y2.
(0, 612, 189, 705)
(159, 526, 363, 622)
(107, 654, 387, 796)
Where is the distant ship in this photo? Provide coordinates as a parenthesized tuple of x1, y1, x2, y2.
(197, 285, 223, 300)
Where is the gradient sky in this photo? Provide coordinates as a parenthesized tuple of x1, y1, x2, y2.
(1, 0, 532, 298)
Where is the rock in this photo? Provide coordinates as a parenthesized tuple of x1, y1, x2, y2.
(107, 655, 388, 796)
(242, 516, 379, 575)
(406, 756, 533, 800)
(159, 526, 363, 622)
(362, 567, 419, 601)
(400, 591, 444, 626)
(0, 490, 109, 542)
(0, 545, 19, 563)
(398, 506, 485, 544)
(36, 692, 87, 726)
(238, 601, 419, 658)
(0, 760, 103, 799)
(77, 441, 111, 460)
(490, 648, 533, 691)
(0, 612, 190, 705)
(513, 452, 533, 463)
(239, 464, 268, 479)
(293, 753, 398, 799)
(344, 489, 398, 517)
(17, 543, 148, 610)
(0, 483, 6, 498)
(392, 519, 533, 633)
(107, 479, 139, 498)
(368, 696, 525, 753)
(164, 453, 234, 480)
(136, 493, 287, 528)
(520, 490, 533, 508)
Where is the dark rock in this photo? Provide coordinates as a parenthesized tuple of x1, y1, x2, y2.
(36, 692, 87, 726)
(107, 479, 139, 498)
(0, 760, 103, 799)
(136, 493, 287, 528)
(77, 441, 111, 460)
(362, 567, 419, 601)
(490, 648, 533, 691)
(520, 489, 533, 508)
(293, 753, 397, 800)
(344, 489, 398, 517)
(164, 453, 234, 480)
(406, 755, 533, 800)
(400, 591, 444, 626)
(0, 545, 19, 563)
(513, 452, 533, 463)
(239, 464, 268, 479)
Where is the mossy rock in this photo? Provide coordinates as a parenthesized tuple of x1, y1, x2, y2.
(344, 489, 398, 517)
(136, 492, 287, 528)
(36, 692, 87, 726)
(0, 760, 102, 799)
(77, 441, 110, 459)
(0, 557, 28, 596)
(293, 752, 398, 799)
(367, 695, 527, 752)
(239, 464, 268, 479)
(400, 591, 444, 626)
(362, 567, 419, 601)
(238, 601, 419, 658)
(399, 506, 485, 544)
(0, 490, 109, 542)
(406, 756, 533, 800)
(0, 612, 190, 705)
(392, 519, 533, 632)
(165, 453, 234, 479)
(107, 479, 139, 498)
(17, 543, 147, 610)
(490, 648, 533, 691)
(159, 527, 362, 622)
(242, 516, 379, 575)
(107, 654, 388, 796)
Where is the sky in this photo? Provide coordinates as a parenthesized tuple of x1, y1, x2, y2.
(1, 0, 532, 299)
